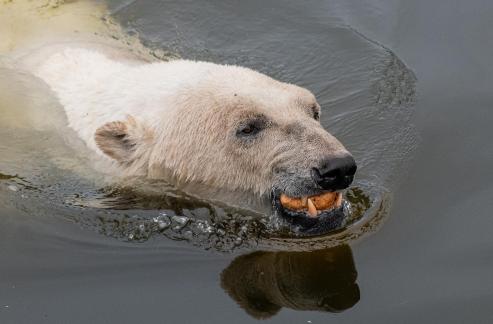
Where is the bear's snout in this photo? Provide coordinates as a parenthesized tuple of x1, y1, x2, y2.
(311, 155, 357, 191)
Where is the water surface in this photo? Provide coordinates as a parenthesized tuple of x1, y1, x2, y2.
(1, 0, 492, 323)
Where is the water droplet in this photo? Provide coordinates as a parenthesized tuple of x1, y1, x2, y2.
(158, 220, 170, 230)
(171, 216, 188, 225)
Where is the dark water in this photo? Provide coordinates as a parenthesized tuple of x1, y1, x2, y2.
(1, 0, 493, 323)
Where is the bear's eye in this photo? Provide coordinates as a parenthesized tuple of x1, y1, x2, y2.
(237, 123, 260, 137)
(241, 125, 254, 134)
(236, 115, 270, 139)
(236, 117, 269, 138)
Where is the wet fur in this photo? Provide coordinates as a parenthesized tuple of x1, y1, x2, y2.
(7, 1, 351, 197)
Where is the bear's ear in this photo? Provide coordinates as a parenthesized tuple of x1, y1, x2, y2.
(94, 116, 152, 164)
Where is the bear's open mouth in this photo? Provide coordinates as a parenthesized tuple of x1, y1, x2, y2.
(279, 191, 343, 218)
(272, 190, 346, 233)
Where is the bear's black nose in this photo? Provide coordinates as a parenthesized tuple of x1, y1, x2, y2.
(312, 155, 357, 191)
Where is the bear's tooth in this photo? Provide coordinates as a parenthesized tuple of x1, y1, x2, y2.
(307, 198, 317, 218)
(335, 193, 343, 208)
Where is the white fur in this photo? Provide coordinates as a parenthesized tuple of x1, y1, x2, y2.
(34, 48, 220, 158)
(3, 1, 351, 195)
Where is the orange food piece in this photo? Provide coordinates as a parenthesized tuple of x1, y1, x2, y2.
(280, 192, 338, 211)
(279, 194, 305, 210)
(310, 192, 337, 210)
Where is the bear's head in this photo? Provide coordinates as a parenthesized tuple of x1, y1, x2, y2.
(94, 61, 356, 228)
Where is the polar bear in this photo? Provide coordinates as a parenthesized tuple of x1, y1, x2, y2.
(4, 0, 357, 226)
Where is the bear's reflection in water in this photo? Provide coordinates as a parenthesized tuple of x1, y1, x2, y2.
(221, 244, 359, 319)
